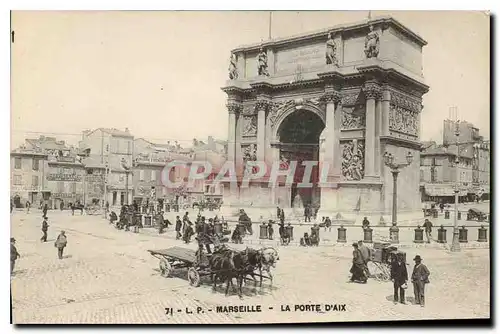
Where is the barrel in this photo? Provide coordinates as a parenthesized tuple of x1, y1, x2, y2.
(478, 225, 488, 242)
(437, 225, 447, 243)
(337, 225, 346, 243)
(363, 227, 373, 243)
(259, 224, 268, 240)
(414, 226, 424, 244)
(459, 226, 468, 243)
(389, 224, 399, 244)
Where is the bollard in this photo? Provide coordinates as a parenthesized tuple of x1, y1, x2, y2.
(457, 211, 462, 220)
(432, 210, 438, 219)
(459, 226, 468, 243)
(144, 215, 152, 227)
(478, 225, 488, 242)
(414, 225, 424, 244)
(214, 222, 222, 235)
(286, 224, 294, 240)
(437, 225, 447, 243)
(363, 227, 373, 243)
(389, 223, 399, 244)
(444, 211, 450, 219)
(259, 223, 268, 240)
(337, 225, 346, 243)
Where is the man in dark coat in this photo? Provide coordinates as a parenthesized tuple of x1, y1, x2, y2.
(304, 205, 311, 222)
(391, 252, 408, 304)
(41, 217, 49, 242)
(42, 203, 48, 218)
(11, 238, 20, 275)
(276, 206, 281, 220)
(423, 219, 433, 243)
(350, 243, 367, 283)
(175, 216, 182, 240)
(267, 221, 274, 240)
(324, 216, 332, 232)
(54, 231, 68, 260)
(183, 221, 194, 244)
(411, 255, 430, 307)
(357, 240, 371, 277)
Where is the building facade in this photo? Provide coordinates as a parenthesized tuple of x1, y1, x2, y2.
(10, 150, 50, 207)
(222, 16, 429, 221)
(79, 128, 134, 206)
(46, 155, 85, 209)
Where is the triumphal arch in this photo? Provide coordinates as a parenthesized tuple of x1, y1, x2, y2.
(222, 16, 429, 223)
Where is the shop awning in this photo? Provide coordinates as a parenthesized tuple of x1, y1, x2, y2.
(424, 184, 468, 197)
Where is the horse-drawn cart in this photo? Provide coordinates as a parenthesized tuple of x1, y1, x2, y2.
(148, 245, 278, 295)
(369, 242, 406, 282)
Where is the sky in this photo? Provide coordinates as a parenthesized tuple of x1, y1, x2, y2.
(10, 10, 490, 149)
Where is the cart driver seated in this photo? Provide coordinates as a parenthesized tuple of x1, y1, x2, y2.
(231, 226, 242, 244)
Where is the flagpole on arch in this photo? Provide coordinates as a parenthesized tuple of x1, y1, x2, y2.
(268, 11, 272, 40)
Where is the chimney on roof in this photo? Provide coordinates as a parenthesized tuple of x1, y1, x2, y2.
(125, 127, 130, 133)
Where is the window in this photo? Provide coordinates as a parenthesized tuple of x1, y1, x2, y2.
(14, 157, 21, 169)
(13, 175, 22, 185)
(70, 182, 77, 193)
(420, 170, 424, 182)
(430, 167, 436, 183)
(151, 170, 156, 181)
(32, 175, 39, 187)
(64, 168, 71, 174)
(206, 185, 210, 193)
(32, 159, 39, 171)
(139, 170, 145, 181)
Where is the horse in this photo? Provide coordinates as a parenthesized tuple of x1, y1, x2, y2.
(209, 246, 249, 298)
(239, 247, 279, 288)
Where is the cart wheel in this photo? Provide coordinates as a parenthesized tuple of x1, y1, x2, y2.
(159, 259, 171, 277)
(187, 267, 201, 287)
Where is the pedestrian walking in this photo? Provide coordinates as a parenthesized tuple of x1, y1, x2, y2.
(267, 221, 274, 240)
(390, 253, 408, 304)
(175, 216, 182, 240)
(411, 255, 430, 307)
(304, 205, 311, 222)
(60, 201, 64, 211)
(423, 219, 433, 243)
(54, 231, 68, 260)
(276, 206, 281, 220)
(42, 203, 48, 218)
(350, 243, 367, 283)
(41, 216, 49, 242)
(357, 240, 371, 277)
(10, 238, 20, 275)
(26, 201, 31, 214)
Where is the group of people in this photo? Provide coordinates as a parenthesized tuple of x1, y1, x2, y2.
(300, 224, 321, 247)
(177, 212, 226, 254)
(349, 241, 431, 307)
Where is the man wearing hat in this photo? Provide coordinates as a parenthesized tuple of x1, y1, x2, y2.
(41, 216, 49, 242)
(54, 231, 68, 260)
(411, 255, 430, 307)
(423, 219, 433, 243)
(390, 252, 408, 304)
(10, 238, 20, 275)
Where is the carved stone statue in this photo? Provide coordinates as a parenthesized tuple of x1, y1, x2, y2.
(242, 116, 257, 136)
(257, 47, 269, 76)
(342, 140, 365, 181)
(325, 32, 338, 66)
(228, 53, 238, 80)
(292, 193, 304, 210)
(364, 25, 380, 58)
(243, 144, 257, 164)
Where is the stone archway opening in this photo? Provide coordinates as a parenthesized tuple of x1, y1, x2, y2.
(277, 109, 325, 209)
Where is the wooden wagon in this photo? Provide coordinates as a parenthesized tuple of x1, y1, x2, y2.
(148, 246, 272, 289)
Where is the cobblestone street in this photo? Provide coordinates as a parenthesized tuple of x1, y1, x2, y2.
(10, 210, 490, 324)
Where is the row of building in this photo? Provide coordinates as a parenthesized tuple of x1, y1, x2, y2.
(10, 128, 227, 209)
(10, 119, 491, 210)
(419, 120, 490, 203)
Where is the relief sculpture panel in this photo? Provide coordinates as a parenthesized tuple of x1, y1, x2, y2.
(341, 105, 366, 129)
(389, 105, 419, 137)
(242, 115, 257, 136)
(341, 139, 365, 181)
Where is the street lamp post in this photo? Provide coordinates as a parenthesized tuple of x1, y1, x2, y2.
(451, 121, 461, 252)
(383, 151, 414, 226)
(121, 158, 132, 206)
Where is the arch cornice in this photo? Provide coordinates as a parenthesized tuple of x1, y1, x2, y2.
(269, 99, 326, 142)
